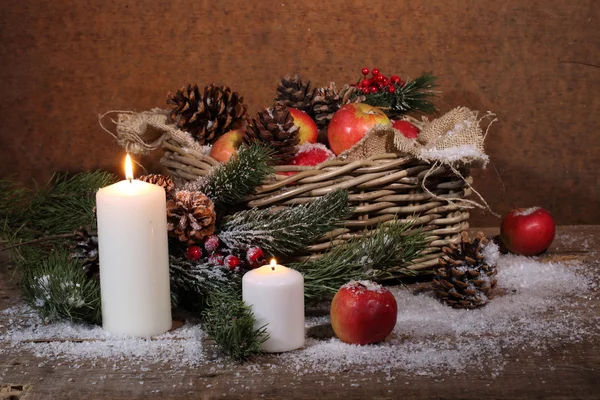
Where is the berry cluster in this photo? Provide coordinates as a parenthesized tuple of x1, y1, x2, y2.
(353, 67, 405, 95)
(185, 235, 266, 271)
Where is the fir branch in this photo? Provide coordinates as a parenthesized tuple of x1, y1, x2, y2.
(184, 144, 274, 207)
(290, 221, 427, 302)
(218, 190, 353, 257)
(201, 282, 268, 361)
(29, 171, 117, 235)
(362, 72, 438, 118)
(20, 250, 101, 324)
(169, 255, 233, 304)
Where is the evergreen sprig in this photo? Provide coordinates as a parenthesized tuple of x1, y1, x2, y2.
(184, 144, 274, 208)
(169, 256, 233, 307)
(29, 171, 117, 235)
(218, 190, 353, 257)
(201, 282, 269, 361)
(362, 72, 438, 118)
(291, 221, 427, 302)
(20, 250, 101, 324)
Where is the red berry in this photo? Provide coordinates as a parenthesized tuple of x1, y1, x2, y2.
(391, 75, 401, 84)
(361, 79, 370, 87)
(375, 74, 385, 82)
(204, 235, 220, 253)
(371, 68, 380, 76)
(361, 67, 369, 76)
(382, 78, 389, 86)
(362, 87, 370, 94)
(370, 86, 378, 93)
(246, 247, 265, 268)
(388, 85, 396, 93)
(208, 253, 224, 265)
(224, 255, 241, 270)
(186, 246, 202, 261)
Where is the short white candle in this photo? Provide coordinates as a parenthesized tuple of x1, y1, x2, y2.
(242, 259, 304, 353)
(96, 154, 172, 337)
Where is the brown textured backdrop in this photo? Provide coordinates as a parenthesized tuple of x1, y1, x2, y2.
(0, 0, 598, 226)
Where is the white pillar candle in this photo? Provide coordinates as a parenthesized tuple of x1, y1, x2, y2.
(95, 154, 172, 337)
(242, 259, 304, 353)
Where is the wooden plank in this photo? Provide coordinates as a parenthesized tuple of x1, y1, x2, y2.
(1, 226, 599, 399)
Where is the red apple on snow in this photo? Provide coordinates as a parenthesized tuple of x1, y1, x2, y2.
(327, 103, 391, 155)
(288, 107, 318, 145)
(392, 120, 420, 139)
(500, 207, 556, 256)
(330, 280, 398, 345)
(209, 129, 245, 163)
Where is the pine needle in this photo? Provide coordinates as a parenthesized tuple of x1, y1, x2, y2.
(200, 282, 268, 361)
(218, 189, 353, 257)
(20, 250, 101, 324)
(290, 220, 427, 302)
(184, 144, 274, 207)
(363, 72, 439, 118)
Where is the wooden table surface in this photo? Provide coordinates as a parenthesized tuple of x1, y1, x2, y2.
(1, 226, 599, 400)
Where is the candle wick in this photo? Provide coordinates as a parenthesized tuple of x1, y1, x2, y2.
(128, 177, 133, 183)
(271, 266, 275, 271)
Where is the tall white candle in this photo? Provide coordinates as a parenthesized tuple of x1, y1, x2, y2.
(242, 259, 304, 353)
(96, 154, 172, 337)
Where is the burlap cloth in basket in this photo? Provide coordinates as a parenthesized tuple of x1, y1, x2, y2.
(99, 106, 497, 213)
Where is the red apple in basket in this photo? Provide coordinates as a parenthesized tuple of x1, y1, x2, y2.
(209, 129, 245, 163)
(288, 107, 318, 145)
(330, 280, 398, 345)
(392, 120, 420, 139)
(327, 103, 391, 155)
(500, 207, 556, 256)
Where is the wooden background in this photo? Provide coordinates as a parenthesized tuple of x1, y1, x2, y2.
(0, 0, 598, 227)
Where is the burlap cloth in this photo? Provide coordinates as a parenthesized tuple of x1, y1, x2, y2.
(100, 106, 498, 214)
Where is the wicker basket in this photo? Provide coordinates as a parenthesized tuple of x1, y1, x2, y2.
(160, 139, 473, 275)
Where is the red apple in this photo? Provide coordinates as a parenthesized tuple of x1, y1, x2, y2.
(392, 120, 420, 139)
(327, 103, 391, 155)
(330, 280, 398, 345)
(209, 129, 245, 163)
(500, 207, 556, 256)
(288, 107, 318, 145)
(281, 143, 335, 176)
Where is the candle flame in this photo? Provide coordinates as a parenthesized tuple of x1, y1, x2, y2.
(125, 154, 133, 182)
(270, 258, 277, 271)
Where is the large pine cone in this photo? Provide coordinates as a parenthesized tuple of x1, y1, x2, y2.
(275, 74, 315, 112)
(166, 190, 216, 244)
(167, 84, 248, 145)
(432, 231, 498, 309)
(138, 174, 175, 196)
(69, 227, 99, 279)
(245, 101, 300, 164)
(311, 83, 364, 140)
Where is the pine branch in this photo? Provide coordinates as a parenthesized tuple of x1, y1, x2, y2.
(290, 221, 427, 302)
(20, 250, 101, 324)
(362, 72, 438, 118)
(169, 255, 233, 305)
(184, 144, 274, 208)
(218, 190, 353, 257)
(201, 282, 269, 361)
(29, 171, 117, 235)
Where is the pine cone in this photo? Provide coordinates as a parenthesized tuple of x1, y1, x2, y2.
(275, 74, 315, 112)
(69, 227, 99, 279)
(138, 174, 175, 196)
(432, 231, 498, 309)
(311, 83, 365, 137)
(166, 190, 216, 244)
(167, 84, 248, 145)
(245, 101, 300, 164)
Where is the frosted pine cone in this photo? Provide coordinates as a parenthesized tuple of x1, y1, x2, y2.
(166, 190, 216, 244)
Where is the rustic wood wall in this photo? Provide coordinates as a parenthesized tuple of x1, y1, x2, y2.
(0, 0, 598, 226)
